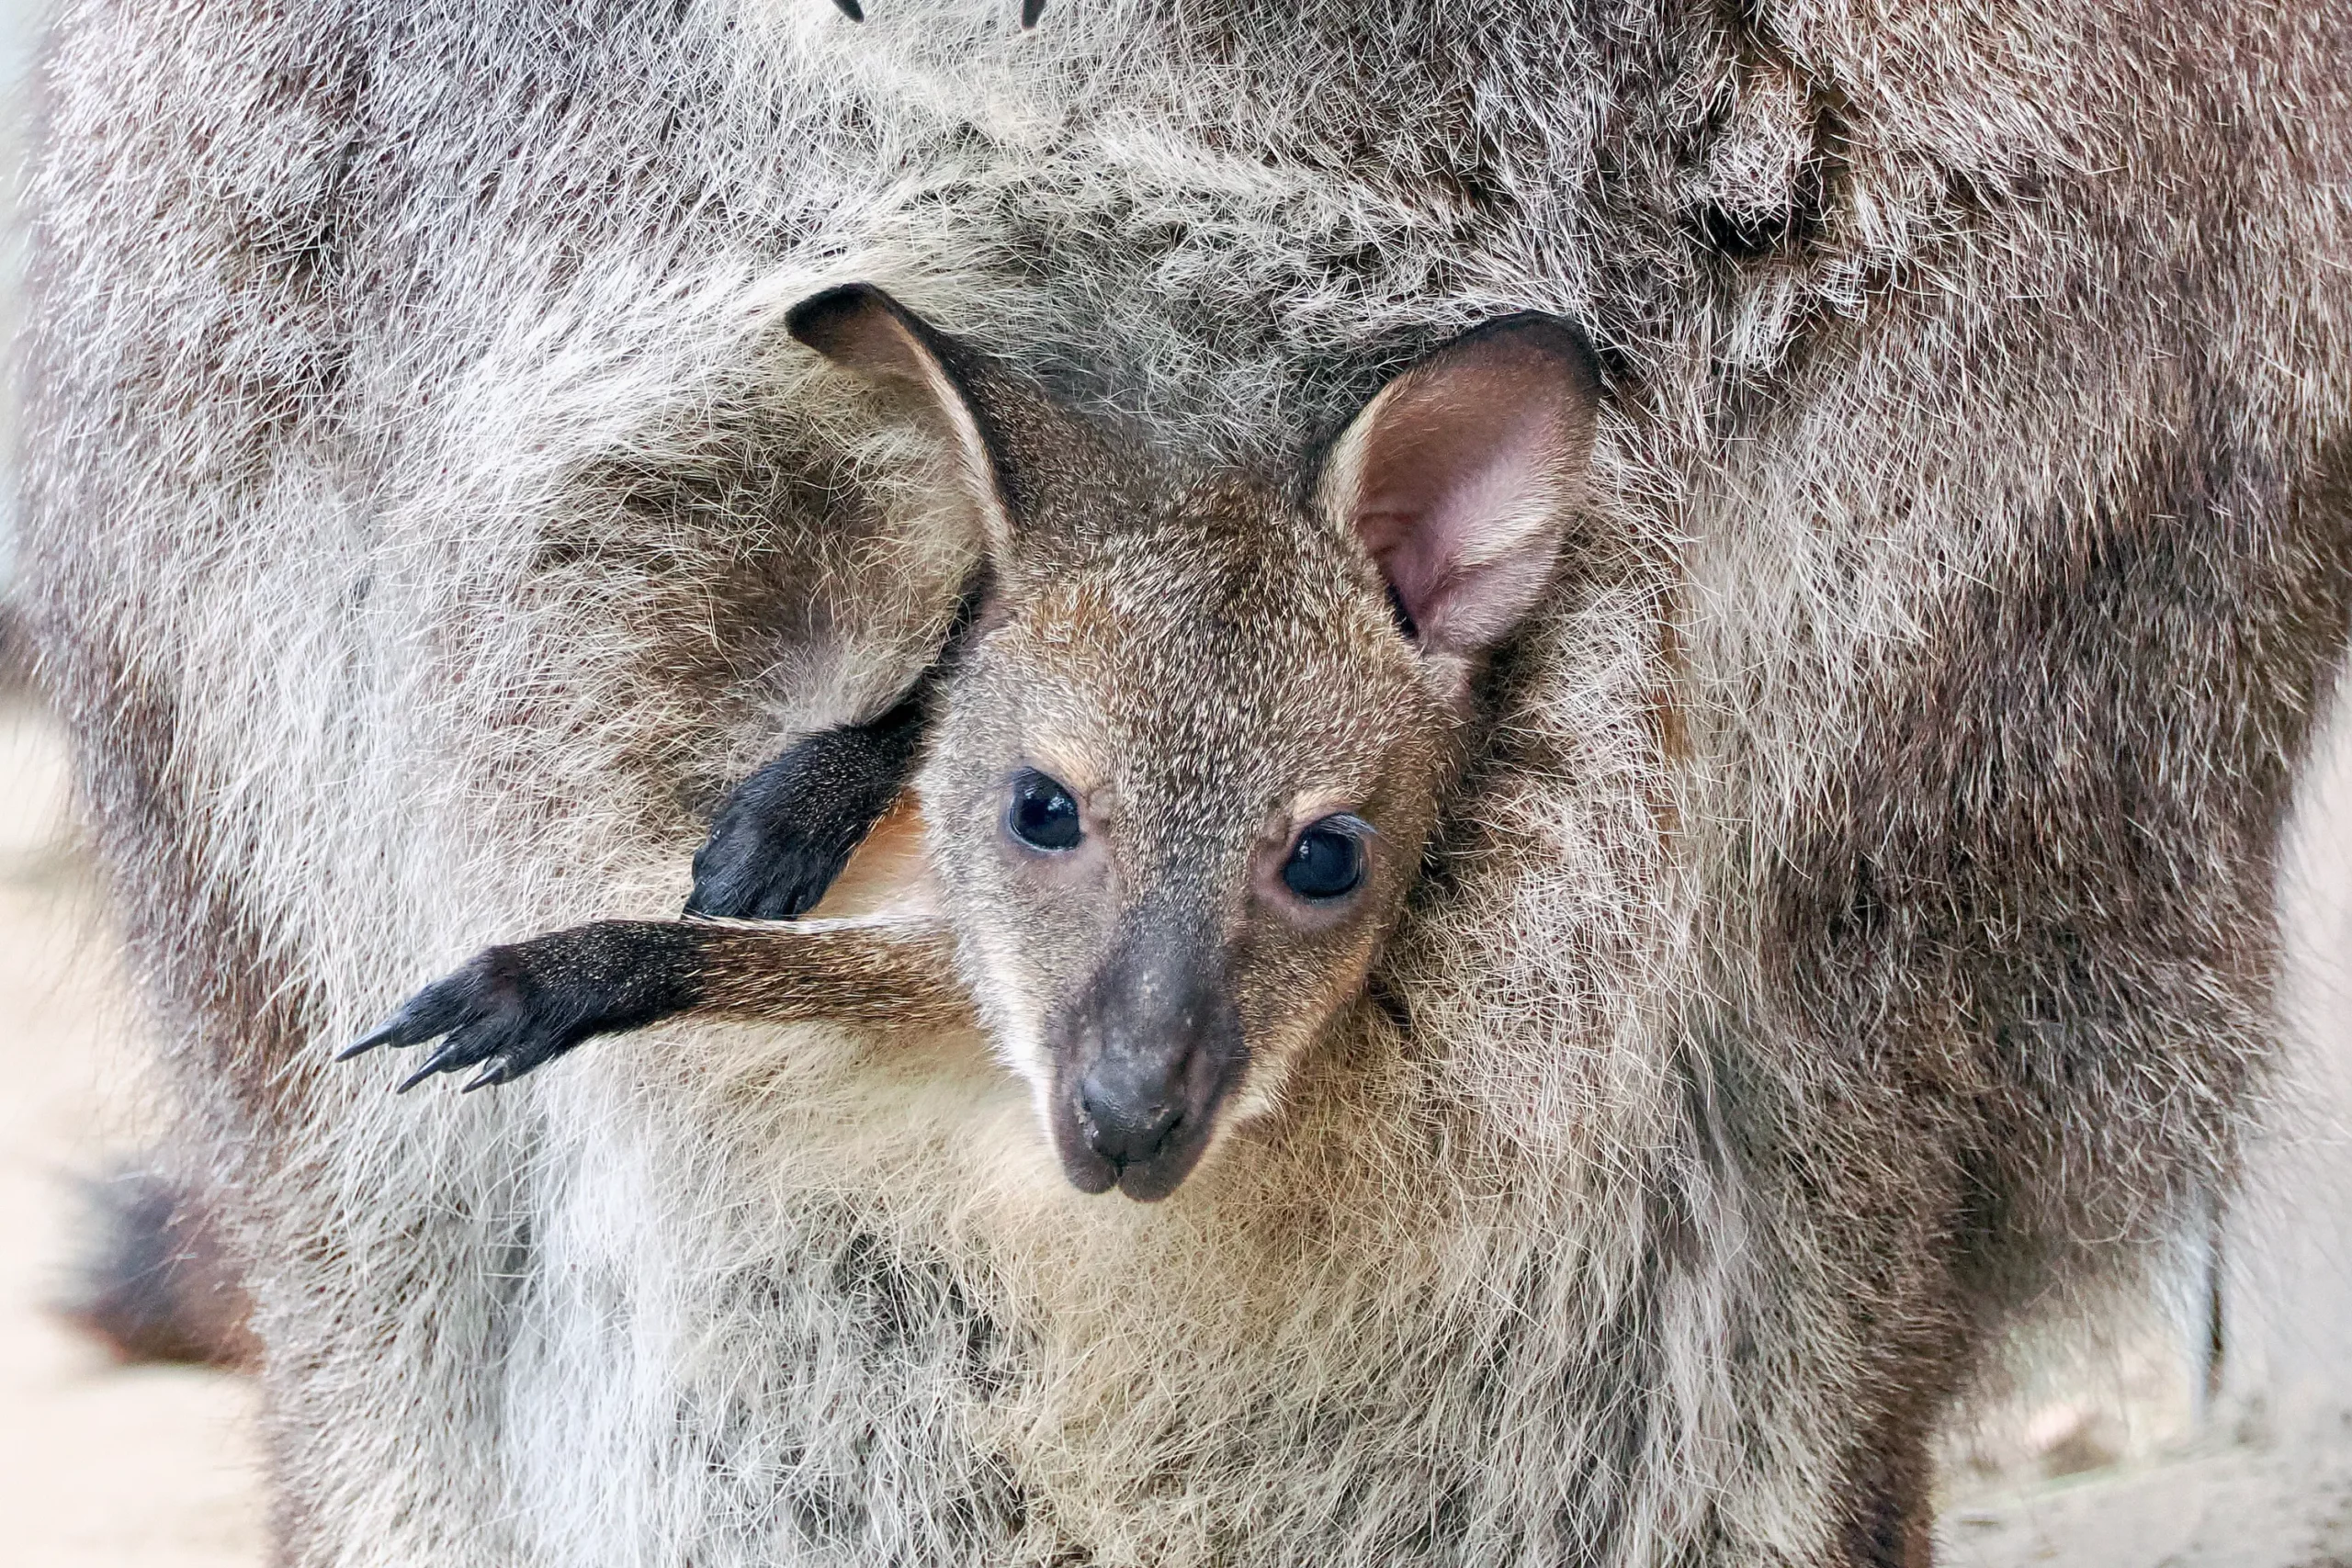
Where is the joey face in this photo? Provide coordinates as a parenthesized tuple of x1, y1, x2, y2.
(786, 285, 1599, 1201)
(924, 498, 1453, 1200)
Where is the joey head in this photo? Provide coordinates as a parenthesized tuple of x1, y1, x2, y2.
(346, 284, 1600, 1201)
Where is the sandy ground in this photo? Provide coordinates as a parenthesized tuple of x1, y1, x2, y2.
(1932, 678, 2352, 1566)
(0, 699, 266, 1566)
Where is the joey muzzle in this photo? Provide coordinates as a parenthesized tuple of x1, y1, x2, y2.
(1047, 925, 1248, 1202)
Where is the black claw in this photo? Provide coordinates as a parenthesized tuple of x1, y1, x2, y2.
(337, 1026, 396, 1062)
(342, 996, 447, 1060)
(396, 1042, 471, 1094)
(831, 0, 864, 18)
(460, 1061, 507, 1093)
(1020, 0, 1045, 25)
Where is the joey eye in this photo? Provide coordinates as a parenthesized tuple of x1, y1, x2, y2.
(1283, 818, 1366, 900)
(1007, 771, 1083, 852)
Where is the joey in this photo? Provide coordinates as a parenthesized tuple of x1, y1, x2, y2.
(346, 284, 1600, 1201)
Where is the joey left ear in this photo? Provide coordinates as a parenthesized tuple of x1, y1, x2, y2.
(787, 283, 1026, 561)
(1319, 313, 1602, 666)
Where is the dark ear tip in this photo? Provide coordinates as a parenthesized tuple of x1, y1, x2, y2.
(785, 283, 899, 357)
(1447, 311, 1603, 399)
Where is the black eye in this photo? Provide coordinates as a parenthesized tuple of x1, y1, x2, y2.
(1283, 818, 1366, 900)
(1007, 771, 1083, 852)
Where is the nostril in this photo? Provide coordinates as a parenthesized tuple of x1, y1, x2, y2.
(1134, 1104, 1180, 1155)
(1076, 1073, 1183, 1167)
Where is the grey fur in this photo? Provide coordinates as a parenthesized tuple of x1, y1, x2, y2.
(17, 0, 2352, 1563)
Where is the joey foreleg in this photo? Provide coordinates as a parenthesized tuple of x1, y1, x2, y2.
(686, 695, 926, 919)
(341, 921, 707, 1090)
(343, 918, 974, 1090)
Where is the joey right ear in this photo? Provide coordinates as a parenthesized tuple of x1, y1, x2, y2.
(786, 284, 1025, 558)
(1319, 313, 1602, 680)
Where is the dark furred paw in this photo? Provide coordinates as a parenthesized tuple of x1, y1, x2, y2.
(58, 1168, 257, 1370)
(339, 922, 706, 1091)
(686, 698, 926, 920)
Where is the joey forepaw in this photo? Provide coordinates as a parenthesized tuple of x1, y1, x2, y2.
(341, 922, 706, 1091)
(341, 950, 583, 1091)
(686, 705, 923, 920)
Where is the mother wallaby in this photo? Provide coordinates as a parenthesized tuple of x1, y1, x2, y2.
(18, 0, 2352, 1563)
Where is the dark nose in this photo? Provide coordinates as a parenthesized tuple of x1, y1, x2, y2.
(1048, 902, 1249, 1200)
(1076, 1055, 1186, 1169)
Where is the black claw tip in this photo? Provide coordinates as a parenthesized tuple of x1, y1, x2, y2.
(336, 1029, 392, 1062)
(395, 1044, 464, 1095)
(460, 1062, 507, 1093)
(831, 0, 864, 19)
(1020, 0, 1045, 24)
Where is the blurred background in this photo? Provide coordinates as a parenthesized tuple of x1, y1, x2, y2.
(1, 3, 2350, 1563)
(0, 4, 267, 1564)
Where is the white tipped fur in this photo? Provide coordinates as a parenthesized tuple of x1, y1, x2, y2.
(17, 0, 2352, 1563)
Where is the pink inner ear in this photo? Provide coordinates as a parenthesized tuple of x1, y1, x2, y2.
(1342, 344, 1594, 655)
